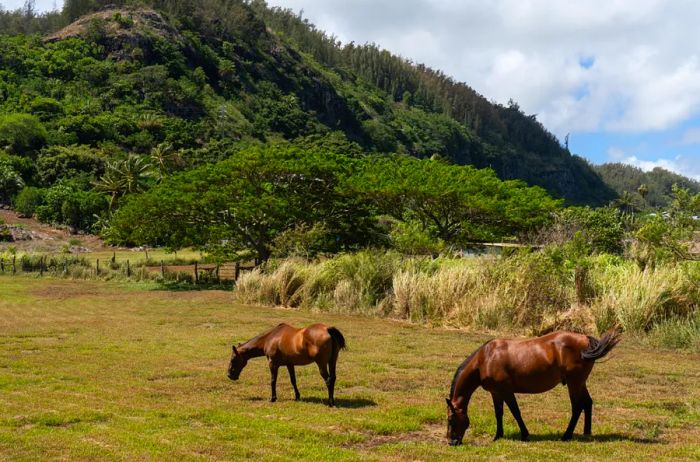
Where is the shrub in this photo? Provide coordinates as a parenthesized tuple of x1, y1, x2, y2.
(589, 261, 697, 332)
(0, 162, 24, 203)
(13, 187, 45, 217)
(0, 113, 47, 155)
(232, 250, 699, 346)
(538, 207, 624, 255)
(35, 183, 108, 231)
(36, 145, 105, 186)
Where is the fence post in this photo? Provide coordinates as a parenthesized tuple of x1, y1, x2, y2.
(63, 257, 68, 275)
(0, 258, 4, 273)
(235, 261, 241, 281)
(216, 263, 220, 284)
(126, 260, 131, 278)
(160, 260, 165, 278)
(111, 252, 116, 264)
(96, 259, 100, 276)
(39, 256, 44, 277)
(12, 256, 16, 275)
(194, 262, 199, 284)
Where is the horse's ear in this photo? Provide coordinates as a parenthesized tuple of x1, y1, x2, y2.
(232, 345, 239, 355)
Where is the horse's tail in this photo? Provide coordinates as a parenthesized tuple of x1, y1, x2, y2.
(582, 327, 621, 361)
(327, 327, 347, 352)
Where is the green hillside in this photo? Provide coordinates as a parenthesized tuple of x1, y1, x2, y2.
(0, 1, 615, 204)
(595, 163, 700, 209)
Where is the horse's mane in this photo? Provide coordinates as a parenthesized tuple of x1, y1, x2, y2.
(450, 340, 491, 399)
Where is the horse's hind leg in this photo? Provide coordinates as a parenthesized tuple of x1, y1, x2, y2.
(562, 382, 586, 441)
(504, 394, 529, 441)
(327, 348, 339, 407)
(316, 362, 333, 407)
(582, 386, 593, 435)
(491, 394, 504, 441)
(287, 365, 300, 401)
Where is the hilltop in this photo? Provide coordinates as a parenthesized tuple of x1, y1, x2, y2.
(595, 163, 700, 208)
(0, 1, 615, 205)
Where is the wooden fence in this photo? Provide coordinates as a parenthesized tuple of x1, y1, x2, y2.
(0, 255, 256, 284)
(144, 261, 257, 282)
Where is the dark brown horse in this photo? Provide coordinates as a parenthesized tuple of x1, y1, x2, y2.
(446, 328, 621, 445)
(228, 323, 346, 406)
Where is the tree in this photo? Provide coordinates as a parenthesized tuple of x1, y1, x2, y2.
(107, 146, 375, 261)
(149, 143, 181, 181)
(637, 183, 649, 203)
(347, 155, 560, 244)
(94, 156, 153, 210)
(0, 162, 24, 203)
(63, 0, 96, 21)
(0, 114, 47, 155)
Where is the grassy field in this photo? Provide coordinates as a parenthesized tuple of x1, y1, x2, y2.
(0, 276, 698, 461)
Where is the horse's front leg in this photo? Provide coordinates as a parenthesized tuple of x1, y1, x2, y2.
(504, 394, 529, 441)
(491, 394, 504, 440)
(268, 359, 279, 403)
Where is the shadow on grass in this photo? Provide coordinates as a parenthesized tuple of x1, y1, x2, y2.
(243, 396, 377, 408)
(300, 396, 377, 408)
(151, 281, 234, 292)
(506, 433, 658, 444)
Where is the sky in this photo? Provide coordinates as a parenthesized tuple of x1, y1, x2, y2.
(4, 0, 700, 179)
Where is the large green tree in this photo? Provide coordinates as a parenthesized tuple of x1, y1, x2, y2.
(107, 146, 375, 260)
(348, 155, 561, 244)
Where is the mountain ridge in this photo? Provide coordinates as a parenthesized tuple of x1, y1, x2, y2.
(0, 1, 616, 205)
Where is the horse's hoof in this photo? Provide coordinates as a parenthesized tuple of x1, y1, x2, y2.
(561, 434, 572, 442)
(294, 395, 301, 401)
(328, 401, 335, 407)
(493, 434, 503, 441)
(270, 397, 277, 403)
(521, 433, 530, 442)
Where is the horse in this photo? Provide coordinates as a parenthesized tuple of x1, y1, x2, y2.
(446, 328, 621, 446)
(227, 323, 346, 406)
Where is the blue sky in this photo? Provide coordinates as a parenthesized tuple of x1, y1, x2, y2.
(5, 0, 700, 179)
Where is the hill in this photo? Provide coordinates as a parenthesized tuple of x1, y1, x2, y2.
(594, 163, 700, 208)
(0, 1, 614, 206)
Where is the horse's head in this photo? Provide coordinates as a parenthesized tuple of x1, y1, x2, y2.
(446, 398, 469, 446)
(227, 345, 247, 381)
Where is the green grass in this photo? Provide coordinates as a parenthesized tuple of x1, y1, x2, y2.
(0, 276, 698, 461)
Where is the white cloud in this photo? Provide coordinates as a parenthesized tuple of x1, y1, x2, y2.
(11, 0, 700, 153)
(267, 0, 700, 138)
(617, 155, 700, 181)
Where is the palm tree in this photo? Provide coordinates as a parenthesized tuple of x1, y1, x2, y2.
(637, 183, 649, 205)
(615, 191, 636, 216)
(149, 142, 176, 182)
(118, 155, 152, 194)
(94, 156, 152, 210)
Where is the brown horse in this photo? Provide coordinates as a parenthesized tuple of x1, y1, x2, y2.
(227, 323, 346, 406)
(446, 328, 621, 446)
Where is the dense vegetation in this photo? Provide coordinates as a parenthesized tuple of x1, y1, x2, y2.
(0, 0, 564, 254)
(595, 163, 700, 209)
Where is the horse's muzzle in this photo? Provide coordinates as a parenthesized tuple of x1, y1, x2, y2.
(448, 439, 462, 446)
(227, 374, 239, 381)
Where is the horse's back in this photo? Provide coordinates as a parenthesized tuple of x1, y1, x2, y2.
(266, 323, 332, 365)
(480, 331, 592, 394)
